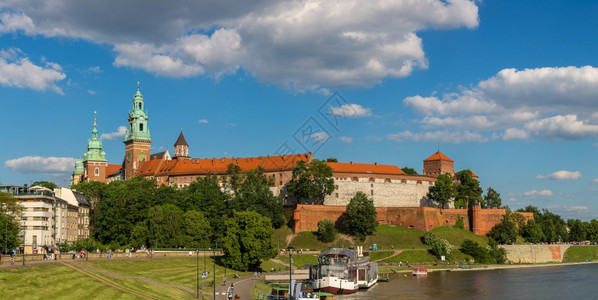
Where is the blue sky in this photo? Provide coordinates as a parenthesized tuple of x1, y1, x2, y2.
(1, 0, 598, 220)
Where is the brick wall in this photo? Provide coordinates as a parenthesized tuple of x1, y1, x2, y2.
(293, 205, 532, 235)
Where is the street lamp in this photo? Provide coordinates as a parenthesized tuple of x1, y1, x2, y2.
(196, 248, 199, 298)
(287, 246, 295, 300)
(213, 247, 217, 300)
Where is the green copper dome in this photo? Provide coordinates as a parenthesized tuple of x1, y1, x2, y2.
(84, 115, 107, 162)
(74, 160, 84, 175)
(125, 83, 151, 142)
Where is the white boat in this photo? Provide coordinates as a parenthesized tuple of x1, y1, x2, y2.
(307, 246, 378, 295)
(412, 266, 428, 276)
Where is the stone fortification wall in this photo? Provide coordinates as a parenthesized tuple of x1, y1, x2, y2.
(293, 205, 532, 235)
(501, 245, 570, 263)
(324, 176, 435, 207)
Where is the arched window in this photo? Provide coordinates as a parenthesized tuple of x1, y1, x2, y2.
(94, 167, 99, 176)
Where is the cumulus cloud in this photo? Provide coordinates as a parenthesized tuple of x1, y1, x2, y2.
(523, 189, 554, 198)
(329, 104, 372, 118)
(403, 66, 598, 142)
(5, 156, 78, 175)
(100, 126, 127, 140)
(1, 0, 480, 90)
(198, 119, 209, 124)
(338, 136, 353, 143)
(387, 130, 488, 143)
(536, 170, 582, 180)
(0, 48, 66, 93)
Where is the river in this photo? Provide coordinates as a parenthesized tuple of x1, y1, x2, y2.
(338, 263, 598, 299)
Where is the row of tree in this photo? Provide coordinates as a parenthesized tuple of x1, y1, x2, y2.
(487, 206, 598, 245)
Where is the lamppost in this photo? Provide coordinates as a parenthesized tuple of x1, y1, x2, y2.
(196, 248, 199, 298)
(287, 246, 295, 300)
(213, 247, 216, 300)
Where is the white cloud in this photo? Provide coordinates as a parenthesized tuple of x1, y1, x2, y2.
(5, 156, 78, 175)
(387, 130, 488, 143)
(87, 89, 96, 95)
(2, 0, 479, 90)
(88, 66, 101, 73)
(100, 126, 127, 140)
(338, 136, 353, 143)
(523, 114, 598, 140)
(329, 104, 372, 118)
(501, 128, 530, 141)
(523, 189, 554, 198)
(403, 66, 598, 142)
(0, 48, 66, 93)
(536, 170, 582, 180)
(310, 131, 331, 143)
(198, 119, 209, 124)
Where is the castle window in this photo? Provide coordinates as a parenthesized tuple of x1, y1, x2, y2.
(371, 183, 374, 188)
(140, 123, 144, 131)
(369, 178, 375, 182)
(371, 190, 374, 196)
(352, 177, 358, 182)
(335, 185, 338, 190)
(94, 167, 99, 176)
(385, 178, 391, 183)
(335, 193, 338, 198)
(401, 179, 407, 184)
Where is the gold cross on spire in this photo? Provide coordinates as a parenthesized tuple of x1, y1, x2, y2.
(137, 81, 140, 90)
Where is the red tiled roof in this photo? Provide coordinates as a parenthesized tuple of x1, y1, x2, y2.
(106, 164, 122, 176)
(423, 151, 454, 162)
(136, 153, 313, 177)
(326, 162, 406, 175)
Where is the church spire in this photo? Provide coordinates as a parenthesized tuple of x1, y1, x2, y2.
(125, 82, 151, 142)
(83, 112, 107, 162)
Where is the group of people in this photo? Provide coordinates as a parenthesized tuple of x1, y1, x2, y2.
(227, 283, 240, 300)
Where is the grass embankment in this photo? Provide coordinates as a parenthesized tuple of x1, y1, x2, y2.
(266, 224, 492, 270)
(563, 246, 598, 262)
(0, 263, 136, 299)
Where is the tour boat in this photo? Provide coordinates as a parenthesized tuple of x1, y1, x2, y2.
(307, 247, 378, 294)
(411, 266, 428, 276)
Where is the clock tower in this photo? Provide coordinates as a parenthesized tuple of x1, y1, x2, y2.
(124, 82, 152, 179)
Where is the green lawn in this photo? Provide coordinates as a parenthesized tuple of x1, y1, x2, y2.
(563, 246, 598, 262)
(278, 253, 318, 268)
(429, 226, 488, 246)
(0, 264, 138, 299)
(289, 231, 353, 250)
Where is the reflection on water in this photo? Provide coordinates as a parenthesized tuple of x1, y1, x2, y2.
(338, 263, 598, 299)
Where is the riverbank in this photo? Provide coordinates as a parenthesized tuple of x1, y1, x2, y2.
(379, 259, 598, 275)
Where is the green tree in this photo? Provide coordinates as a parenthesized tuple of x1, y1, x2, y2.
(325, 158, 338, 162)
(454, 170, 483, 208)
(31, 181, 57, 190)
(221, 211, 277, 271)
(586, 219, 598, 242)
(130, 222, 149, 249)
(487, 214, 517, 245)
(343, 192, 378, 241)
(483, 187, 502, 209)
(401, 167, 418, 175)
(0, 212, 20, 254)
(286, 159, 334, 205)
(223, 163, 243, 195)
(488, 238, 507, 264)
(427, 173, 456, 209)
(184, 210, 212, 248)
(521, 219, 543, 243)
(317, 220, 336, 243)
(228, 167, 285, 228)
(148, 204, 185, 248)
(182, 175, 227, 241)
(153, 184, 183, 207)
(461, 239, 494, 264)
(568, 219, 587, 242)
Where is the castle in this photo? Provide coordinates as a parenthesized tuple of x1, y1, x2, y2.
(72, 85, 527, 234)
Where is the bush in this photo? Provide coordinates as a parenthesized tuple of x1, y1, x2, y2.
(317, 220, 337, 243)
(422, 232, 451, 259)
(455, 214, 464, 229)
(422, 232, 437, 245)
(461, 239, 494, 264)
(488, 214, 517, 245)
(431, 238, 452, 258)
(488, 238, 507, 264)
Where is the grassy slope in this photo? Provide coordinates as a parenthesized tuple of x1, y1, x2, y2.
(429, 226, 488, 246)
(0, 264, 136, 299)
(563, 246, 598, 262)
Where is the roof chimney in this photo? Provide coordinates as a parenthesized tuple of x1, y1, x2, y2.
(374, 162, 378, 166)
(350, 161, 353, 165)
